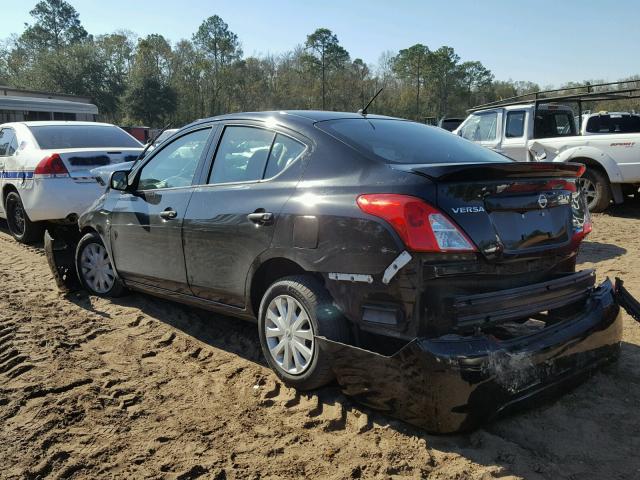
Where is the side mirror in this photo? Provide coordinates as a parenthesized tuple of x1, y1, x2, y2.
(109, 170, 130, 191)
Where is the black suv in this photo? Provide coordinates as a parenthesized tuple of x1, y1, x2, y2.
(46, 111, 637, 433)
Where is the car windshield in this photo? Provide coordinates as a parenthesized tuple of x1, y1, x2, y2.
(317, 118, 509, 164)
(153, 129, 178, 145)
(28, 125, 141, 149)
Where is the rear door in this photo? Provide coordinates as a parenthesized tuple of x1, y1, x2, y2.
(183, 123, 307, 307)
(109, 126, 215, 292)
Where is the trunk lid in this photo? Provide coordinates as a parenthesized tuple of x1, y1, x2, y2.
(43, 148, 143, 181)
(398, 162, 587, 259)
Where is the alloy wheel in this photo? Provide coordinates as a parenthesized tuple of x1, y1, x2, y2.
(264, 295, 315, 375)
(579, 177, 598, 210)
(80, 243, 116, 294)
(7, 196, 26, 236)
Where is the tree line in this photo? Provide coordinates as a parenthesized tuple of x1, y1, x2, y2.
(1, 0, 638, 128)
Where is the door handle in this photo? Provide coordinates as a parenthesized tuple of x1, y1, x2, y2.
(160, 208, 177, 220)
(247, 211, 274, 226)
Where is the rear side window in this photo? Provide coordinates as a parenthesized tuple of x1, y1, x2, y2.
(28, 125, 141, 149)
(505, 111, 526, 138)
(459, 112, 498, 142)
(209, 126, 275, 184)
(317, 118, 508, 165)
(264, 134, 305, 178)
(208, 127, 306, 184)
(535, 111, 576, 138)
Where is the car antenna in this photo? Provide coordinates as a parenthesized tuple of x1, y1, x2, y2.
(135, 122, 173, 162)
(358, 87, 384, 116)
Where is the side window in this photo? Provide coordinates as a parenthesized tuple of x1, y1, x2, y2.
(459, 112, 498, 142)
(264, 134, 305, 178)
(535, 111, 576, 138)
(554, 113, 575, 136)
(0, 128, 16, 156)
(137, 128, 211, 191)
(209, 126, 275, 184)
(505, 111, 525, 138)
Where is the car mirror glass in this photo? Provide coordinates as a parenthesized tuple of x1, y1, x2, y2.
(110, 170, 129, 191)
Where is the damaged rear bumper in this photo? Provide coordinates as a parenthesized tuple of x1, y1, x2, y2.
(318, 278, 630, 433)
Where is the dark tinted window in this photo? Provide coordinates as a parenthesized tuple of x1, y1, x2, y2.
(440, 119, 463, 131)
(0, 128, 16, 156)
(586, 114, 640, 133)
(534, 111, 576, 138)
(209, 126, 275, 184)
(53, 112, 76, 121)
(138, 128, 211, 190)
(318, 118, 508, 164)
(505, 111, 526, 138)
(264, 134, 305, 178)
(29, 125, 141, 149)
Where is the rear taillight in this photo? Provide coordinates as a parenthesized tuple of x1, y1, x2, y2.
(572, 206, 592, 243)
(34, 153, 69, 177)
(356, 194, 476, 252)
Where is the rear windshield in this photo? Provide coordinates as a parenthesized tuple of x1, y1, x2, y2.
(28, 125, 141, 149)
(585, 115, 640, 134)
(317, 118, 509, 164)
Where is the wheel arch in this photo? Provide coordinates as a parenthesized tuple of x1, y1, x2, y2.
(248, 256, 319, 319)
(2, 183, 18, 205)
(555, 146, 624, 183)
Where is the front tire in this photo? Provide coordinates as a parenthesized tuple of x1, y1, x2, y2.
(579, 168, 611, 213)
(75, 232, 126, 297)
(258, 275, 349, 390)
(4, 191, 45, 244)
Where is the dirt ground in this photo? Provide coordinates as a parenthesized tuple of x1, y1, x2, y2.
(1, 206, 639, 480)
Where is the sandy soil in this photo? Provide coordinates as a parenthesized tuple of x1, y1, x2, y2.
(1, 205, 639, 480)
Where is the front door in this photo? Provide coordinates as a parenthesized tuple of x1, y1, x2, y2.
(183, 124, 307, 307)
(109, 126, 214, 293)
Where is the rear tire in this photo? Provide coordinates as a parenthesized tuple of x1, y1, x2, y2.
(4, 191, 45, 244)
(75, 232, 126, 297)
(580, 168, 611, 213)
(258, 275, 349, 391)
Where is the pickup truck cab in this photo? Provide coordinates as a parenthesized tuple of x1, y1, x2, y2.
(455, 104, 640, 212)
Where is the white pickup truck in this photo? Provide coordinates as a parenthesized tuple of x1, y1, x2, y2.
(454, 103, 640, 211)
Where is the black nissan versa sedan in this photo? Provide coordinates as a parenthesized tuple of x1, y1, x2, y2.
(45, 111, 639, 433)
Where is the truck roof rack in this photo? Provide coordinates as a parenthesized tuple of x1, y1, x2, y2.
(469, 80, 640, 113)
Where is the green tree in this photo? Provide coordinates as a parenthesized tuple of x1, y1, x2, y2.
(460, 61, 494, 107)
(20, 0, 88, 51)
(392, 44, 430, 120)
(304, 28, 350, 110)
(428, 46, 460, 117)
(193, 15, 242, 115)
(124, 34, 176, 125)
(124, 77, 177, 125)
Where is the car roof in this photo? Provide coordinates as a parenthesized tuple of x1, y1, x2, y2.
(190, 110, 398, 129)
(0, 121, 118, 128)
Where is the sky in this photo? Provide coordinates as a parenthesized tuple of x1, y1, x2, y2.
(1, 0, 638, 86)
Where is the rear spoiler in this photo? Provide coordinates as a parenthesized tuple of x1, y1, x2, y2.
(403, 162, 585, 182)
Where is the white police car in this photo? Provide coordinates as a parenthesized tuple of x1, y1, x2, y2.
(0, 121, 143, 243)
